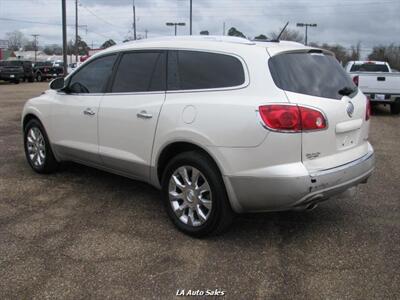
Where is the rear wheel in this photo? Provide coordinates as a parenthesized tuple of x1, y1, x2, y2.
(390, 99, 400, 115)
(24, 118, 59, 173)
(162, 151, 234, 237)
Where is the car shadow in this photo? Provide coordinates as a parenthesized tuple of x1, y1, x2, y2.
(371, 103, 395, 116)
(55, 161, 344, 241)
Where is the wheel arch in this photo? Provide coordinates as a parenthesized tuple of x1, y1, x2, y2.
(22, 113, 43, 130)
(155, 141, 225, 185)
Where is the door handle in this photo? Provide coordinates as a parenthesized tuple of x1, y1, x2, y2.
(137, 110, 153, 119)
(83, 108, 95, 116)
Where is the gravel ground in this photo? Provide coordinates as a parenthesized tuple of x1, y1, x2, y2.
(0, 81, 399, 299)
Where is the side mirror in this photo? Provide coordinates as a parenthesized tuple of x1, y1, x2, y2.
(49, 77, 65, 90)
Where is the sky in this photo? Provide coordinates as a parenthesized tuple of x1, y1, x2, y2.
(0, 0, 399, 56)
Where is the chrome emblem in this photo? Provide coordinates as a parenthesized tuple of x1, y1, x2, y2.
(346, 101, 355, 118)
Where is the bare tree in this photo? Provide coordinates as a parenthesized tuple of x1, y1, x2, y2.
(6, 30, 27, 51)
(270, 28, 303, 42)
(368, 44, 400, 70)
(350, 42, 361, 61)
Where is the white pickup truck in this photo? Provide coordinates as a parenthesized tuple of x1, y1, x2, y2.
(345, 61, 400, 114)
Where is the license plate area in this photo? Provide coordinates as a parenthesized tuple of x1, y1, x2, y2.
(336, 131, 360, 150)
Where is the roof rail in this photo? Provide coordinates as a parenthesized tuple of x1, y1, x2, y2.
(125, 35, 255, 45)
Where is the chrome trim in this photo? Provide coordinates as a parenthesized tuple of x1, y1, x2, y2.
(309, 150, 374, 177)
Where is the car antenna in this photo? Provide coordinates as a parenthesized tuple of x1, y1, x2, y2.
(273, 22, 289, 42)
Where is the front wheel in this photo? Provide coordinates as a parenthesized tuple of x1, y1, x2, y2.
(24, 119, 59, 173)
(162, 151, 234, 237)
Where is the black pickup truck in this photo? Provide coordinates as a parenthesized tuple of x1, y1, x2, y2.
(33, 61, 64, 82)
(0, 60, 35, 83)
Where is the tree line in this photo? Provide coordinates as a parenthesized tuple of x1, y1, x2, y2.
(226, 27, 400, 69)
(4, 30, 116, 56)
(3, 29, 400, 70)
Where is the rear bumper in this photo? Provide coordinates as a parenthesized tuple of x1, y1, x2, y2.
(0, 73, 23, 80)
(364, 93, 400, 103)
(224, 146, 375, 213)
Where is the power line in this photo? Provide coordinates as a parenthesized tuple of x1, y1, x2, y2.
(0, 17, 110, 40)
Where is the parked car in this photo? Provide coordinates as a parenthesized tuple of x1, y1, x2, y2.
(33, 61, 64, 82)
(345, 60, 400, 114)
(67, 62, 80, 75)
(0, 60, 34, 83)
(22, 36, 375, 236)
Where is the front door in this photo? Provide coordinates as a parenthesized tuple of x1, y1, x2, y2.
(51, 54, 117, 165)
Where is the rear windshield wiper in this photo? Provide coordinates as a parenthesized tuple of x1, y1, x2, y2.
(338, 86, 356, 96)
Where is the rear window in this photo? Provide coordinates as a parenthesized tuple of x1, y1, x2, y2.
(350, 63, 389, 72)
(167, 50, 245, 90)
(269, 52, 356, 100)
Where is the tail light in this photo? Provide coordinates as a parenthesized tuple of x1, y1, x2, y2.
(353, 75, 359, 86)
(258, 105, 326, 132)
(366, 96, 371, 121)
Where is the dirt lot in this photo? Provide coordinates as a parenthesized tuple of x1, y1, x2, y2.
(0, 81, 399, 299)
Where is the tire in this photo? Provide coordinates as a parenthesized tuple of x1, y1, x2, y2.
(14, 80, 20, 84)
(161, 151, 234, 237)
(28, 76, 34, 82)
(24, 118, 59, 174)
(36, 73, 43, 82)
(390, 99, 400, 115)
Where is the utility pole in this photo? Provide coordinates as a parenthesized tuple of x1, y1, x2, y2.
(223, 22, 226, 36)
(145, 29, 148, 39)
(296, 23, 317, 46)
(75, 0, 79, 62)
(62, 0, 67, 76)
(166, 22, 186, 36)
(31, 34, 39, 62)
(189, 0, 192, 35)
(132, 0, 137, 40)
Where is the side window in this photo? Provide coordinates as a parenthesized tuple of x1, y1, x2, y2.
(69, 54, 116, 94)
(111, 51, 165, 93)
(167, 50, 245, 90)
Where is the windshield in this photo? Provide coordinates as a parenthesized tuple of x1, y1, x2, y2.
(350, 63, 389, 72)
(269, 52, 357, 100)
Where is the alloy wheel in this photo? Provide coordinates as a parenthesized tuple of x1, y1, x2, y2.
(26, 127, 46, 167)
(168, 166, 212, 227)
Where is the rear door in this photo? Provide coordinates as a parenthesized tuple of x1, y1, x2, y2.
(98, 50, 166, 180)
(268, 50, 370, 172)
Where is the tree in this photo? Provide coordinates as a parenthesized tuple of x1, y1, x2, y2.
(6, 30, 26, 51)
(43, 44, 62, 55)
(254, 34, 268, 40)
(270, 28, 303, 42)
(23, 40, 37, 51)
(227, 27, 246, 38)
(101, 39, 116, 49)
(368, 44, 400, 70)
(350, 42, 361, 61)
(200, 30, 209, 36)
(67, 35, 90, 55)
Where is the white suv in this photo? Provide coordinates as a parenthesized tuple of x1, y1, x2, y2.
(22, 36, 375, 236)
